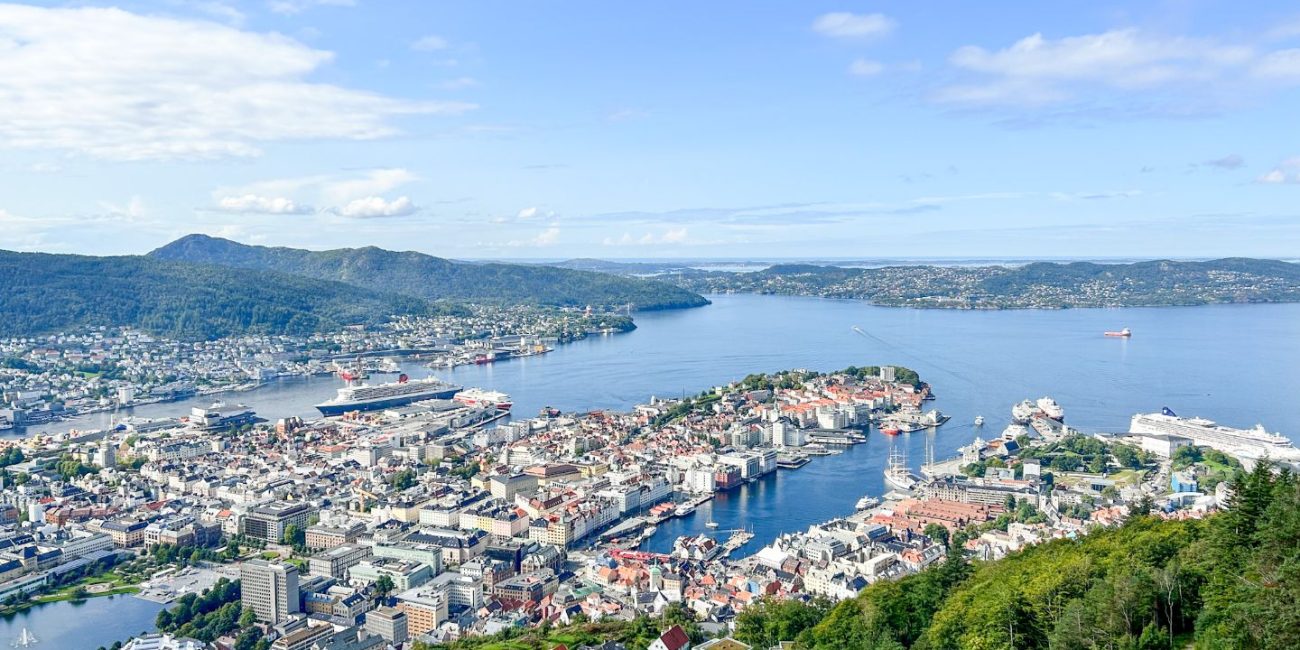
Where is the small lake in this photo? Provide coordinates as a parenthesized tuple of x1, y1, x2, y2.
(0, 594, 162, 650)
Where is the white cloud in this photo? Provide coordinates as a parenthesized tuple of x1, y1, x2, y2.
(412, 35, 449, 51)
(937, 29, 1262, 107)
(97, 196, 148, 222)
(216, 194, 313, 214)
(214, 168, 421, 215)
(319, 168, 418, 204)
(267, 0, 354, 16)
(602, 228, 690, 246)
(812, 12, 894, 39)
(607, 108, 651, 122)
(333, 196, 418, 218)
(0, 5, 474, 160)
(440, 77, 480, 90)
(532, 226, 560, 246)
(1258, 158, 1300, 184)
(849, 58, 885, 76)
(514, 206, 561, 221)
(1252, 48, 1300, 80)
(179, 1, 245, 25)
(1259, 169, 1288, 184)
(659, 227, 688, 244)
(505, 226, 561, 247)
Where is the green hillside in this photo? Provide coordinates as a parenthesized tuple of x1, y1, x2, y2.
(0, 250, 443, 340)
(150, 235, 710, 311)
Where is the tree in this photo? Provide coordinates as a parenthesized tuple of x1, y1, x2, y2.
(661, 602, 702, 642)
(281, 524, 305, 548)
(234, 627, 261, 650)
(373, 574, 395, 600)
(388, 469, 417, 490)
(923, 523, 950, 550)
(1171, 445, 1203, 470)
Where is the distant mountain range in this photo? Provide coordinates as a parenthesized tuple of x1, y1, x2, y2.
(0, 236, 709, 340)
(0, 250, 443, 340)
(150, 235, 709, 311)
(667, 258, 1300, 309)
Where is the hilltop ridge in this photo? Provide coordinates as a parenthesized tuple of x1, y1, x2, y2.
(150, 235, 710, 311)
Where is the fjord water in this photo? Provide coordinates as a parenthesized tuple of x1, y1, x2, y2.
(51, 294, 1300, 438)
(52, 294, 1300, 553)
(22, 295, 1300, 645)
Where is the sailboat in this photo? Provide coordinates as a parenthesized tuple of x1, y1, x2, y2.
(884, 447, 922, 492)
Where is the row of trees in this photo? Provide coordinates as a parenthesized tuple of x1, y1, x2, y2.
(0, 447, 24, 467)
(152, 578, 259, 644)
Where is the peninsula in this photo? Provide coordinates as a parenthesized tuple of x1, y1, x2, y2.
(660, 258, 1300, 309)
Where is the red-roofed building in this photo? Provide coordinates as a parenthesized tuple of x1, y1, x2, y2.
(650, 624, 692, 650)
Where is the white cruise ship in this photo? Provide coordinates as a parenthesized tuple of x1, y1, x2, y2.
(1130, 408, 1300, 466)
(1036, 397, 1064, 422)
(1011, 400, 1037, 424)
(315, 375, 461, 416)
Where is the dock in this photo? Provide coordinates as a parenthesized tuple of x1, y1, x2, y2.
(598, 516, 647, 542)
(776, 453, 810, 469)
(718, 530, 755, 558)
(806, 429, 866, 445)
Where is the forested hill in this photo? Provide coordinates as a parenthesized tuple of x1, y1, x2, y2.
(672, 258, 1300, 309)
(0, 250, 443, 340)
(150, 235, 710, 311)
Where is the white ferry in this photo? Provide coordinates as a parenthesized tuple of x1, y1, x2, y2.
(452, 388, 513, 412)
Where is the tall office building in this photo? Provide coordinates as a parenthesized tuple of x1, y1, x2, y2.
(365, 606, 409, 645)
(240, 559, 300, 623)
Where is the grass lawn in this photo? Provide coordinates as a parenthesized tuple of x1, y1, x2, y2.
(0, 568, 144, 615)
(1107, 469, 1145, 487)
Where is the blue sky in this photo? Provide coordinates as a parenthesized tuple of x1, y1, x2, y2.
(2, 1, 1299, 259)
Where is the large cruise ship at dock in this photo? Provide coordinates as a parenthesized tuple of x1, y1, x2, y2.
(315, 375, 462, 416)
(1130, 408, 1300, 466)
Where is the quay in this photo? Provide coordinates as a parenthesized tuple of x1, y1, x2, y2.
(806, 428, 867, 445)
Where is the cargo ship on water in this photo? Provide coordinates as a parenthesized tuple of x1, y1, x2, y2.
(1105, 328, 1132, 337)
(453, 388, 513, 412)
(315, 374, 461, 416)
